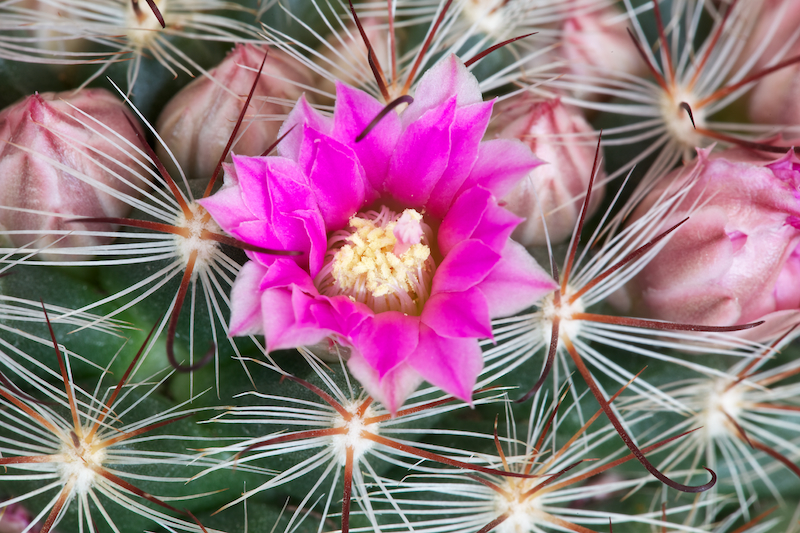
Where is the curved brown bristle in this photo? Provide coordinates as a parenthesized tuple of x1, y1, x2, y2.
(562, 336, 716, 493)
(356, 95, 414, 142)
(464, 33, 536, 68)
(165, 251, 214, 373)
(679, 102, 696, 129)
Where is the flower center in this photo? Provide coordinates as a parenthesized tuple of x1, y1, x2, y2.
(173, 202, 222, 273)
(315, 206, 436, 315)
(58, 430, 107, 495)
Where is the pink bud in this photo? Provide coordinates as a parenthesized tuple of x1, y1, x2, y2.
(492, 95, 605, 246)
(561, 5, 645, 99)
(314, 18, 390, 101)
(629, 149, 800, 340)
(0, 89, 148, 259)
(155, 44, 314, 181)
(0, 502, 38, 533)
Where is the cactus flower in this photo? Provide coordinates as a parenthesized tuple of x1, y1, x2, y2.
(200, 54, 558, 412)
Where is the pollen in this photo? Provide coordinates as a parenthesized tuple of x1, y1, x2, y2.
(173, 202, 222, 272)
(316, 207, 436, 315)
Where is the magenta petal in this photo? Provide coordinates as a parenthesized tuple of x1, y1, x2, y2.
(460, 138, 543, 199)
(258, 258, 317, 293)
(277, 94, 333, 162)
(263, 288, 333, 351)
(478, 240, 558, 317)
(402, 54, 483, 127)
(421, 287, 492, 338)
(438, 186, 521, 255)
(407, 324, 482, 403)
(348, 353, 424, 415)
(304, 131, 368, 231)
(470, 200, 523, 253)
(385, 98, 456, 208)
(232, 156, 308, 221)
(426, 101, 495, 218)
(431, 240, 500, 294)
(197, 180, 251, 235)
(332, 82, 400, 195)
(352, 312, 420, 378)
(228, 260, 268, 335)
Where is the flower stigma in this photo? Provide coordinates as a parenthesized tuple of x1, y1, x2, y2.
(330, 400, 380, 464)
(315, 206, 436, 315)
(173, 202, 222, 272)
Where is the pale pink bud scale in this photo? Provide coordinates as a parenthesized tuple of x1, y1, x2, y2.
(0, 89, 149, 258)
(492, 96, 604, 246)
(156, 44, 314, 182)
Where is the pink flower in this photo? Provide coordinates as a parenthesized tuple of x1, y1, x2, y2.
(200, 54, 558, 412)
(628, 148, 800, 341)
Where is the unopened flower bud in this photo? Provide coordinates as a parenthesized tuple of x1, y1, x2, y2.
(0, 502, 36, 533)
(156, 44, 314, 182)
(561, 5, 645, 100)
(314, 18, 390, 100)
(628, 148, 800, 340)
(0, 89, 148, 259)
(492, 95, 605, 246)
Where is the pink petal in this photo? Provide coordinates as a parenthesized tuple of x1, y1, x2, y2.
(385, 98, 456, 208)
(431, 240, 500, 294)
(304, 130, 368, 231)
(228, 260, 268, 335)
(332, 82, 401, 195)
(421, 287, 492, 339)
(426, 101, 495, 218)
(277, 94, 333, 162)
(477, 240, 558, 317)
(438, 186, 521, 256)
(402, 54, 482, 127)
(263, 288, 332, 351)
(351, 312, 420, 378)
(460, 138, 543, 199)
(407, 324, 483, 403)
(348, 353, 424, 415)
(197, 179, 251, 235)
